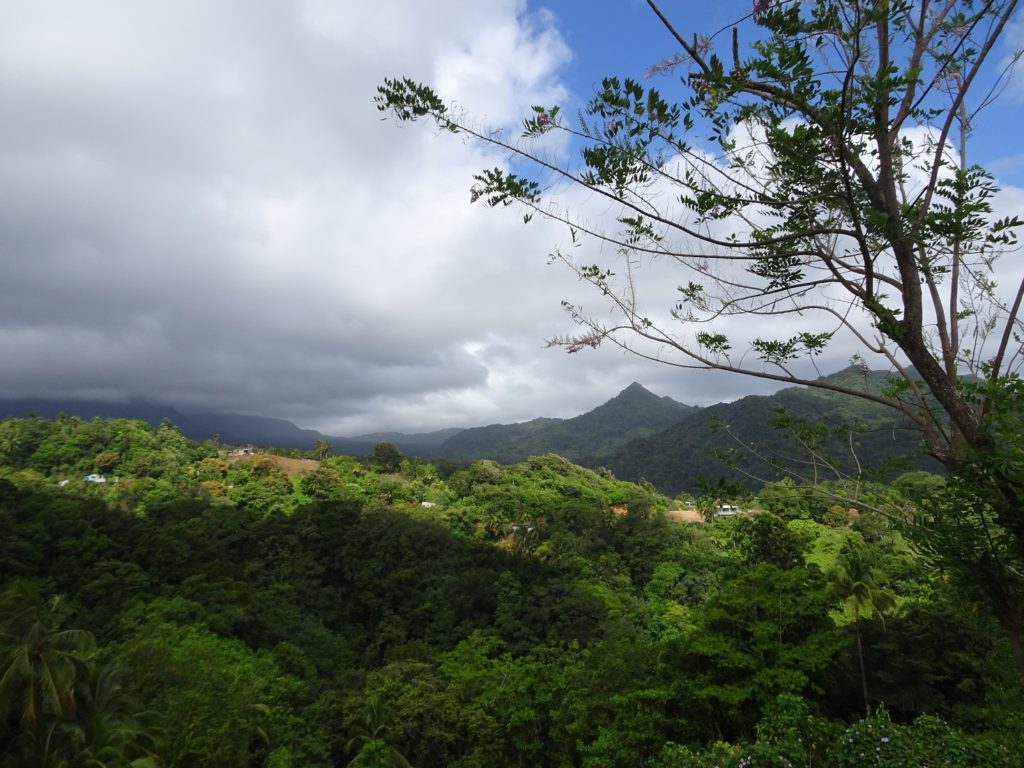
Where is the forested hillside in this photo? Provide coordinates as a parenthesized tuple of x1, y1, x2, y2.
(0, 372, 938, 500)
(0, 398, 380, 454)
(437, 383, 696, 464)
(609, 368, 941, 495)
(1, 414, 1020, 766)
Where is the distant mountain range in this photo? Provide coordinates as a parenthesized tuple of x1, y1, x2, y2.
(0, 399, 468, 457)
(603, 368, 939, 494)
(438, 382, 698, 464)
(349, 428, 465, 448)
(0, 367, 938, 494)
(0, 398, 370, 453)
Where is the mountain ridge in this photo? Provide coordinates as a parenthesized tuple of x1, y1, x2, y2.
(0, 381, 695, 460)
(0, 369, 937, 494)
(604, 367, 940, 494)
(437, 382, 697, 463)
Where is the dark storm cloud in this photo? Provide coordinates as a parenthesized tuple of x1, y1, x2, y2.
(0, 0, 603, 432)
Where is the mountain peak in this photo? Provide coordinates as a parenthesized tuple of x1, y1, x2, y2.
(438, 383, 695, 463)
(611, 382, 654, 402)
(597, 382, 695, 419)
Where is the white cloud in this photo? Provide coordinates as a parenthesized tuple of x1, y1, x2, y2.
(7, 1, 1015, 437)
(433, 7, 571, 129)
(0, 0, 654, 433)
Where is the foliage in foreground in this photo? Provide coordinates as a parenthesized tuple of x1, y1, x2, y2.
(0, 415, 1021, 766)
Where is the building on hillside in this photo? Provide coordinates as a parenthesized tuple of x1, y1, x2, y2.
(84, 474, 106, 483)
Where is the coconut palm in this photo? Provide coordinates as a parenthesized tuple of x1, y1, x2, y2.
(0, 427, 20, 465)
(344, 694, 411, 768)
(69, 664, 162, 768)
(0, 580, 95, 767)
(828, 547, 895, 712)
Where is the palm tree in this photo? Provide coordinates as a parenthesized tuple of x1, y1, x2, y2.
(344, 694, 411, 768)
(0, 428, 20, 465)
(69, 664, 162, 768)
(828, 547, 895, 712)
(0, 580, 95, 766)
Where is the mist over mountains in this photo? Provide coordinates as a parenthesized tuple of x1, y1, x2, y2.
(0, 367, 937, 494)
(0, 383, 692, 458)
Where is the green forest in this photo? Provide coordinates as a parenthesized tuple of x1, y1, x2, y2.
(1, 414, 1021, 767)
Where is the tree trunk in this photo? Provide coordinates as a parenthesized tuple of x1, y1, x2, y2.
(855, 618, 870, 713)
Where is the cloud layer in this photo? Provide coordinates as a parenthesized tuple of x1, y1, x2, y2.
(0, 0, 644, 434)
(3, 1, 1020, 436)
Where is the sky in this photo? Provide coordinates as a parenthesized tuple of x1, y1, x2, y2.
(2, 1, 1022, 436)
